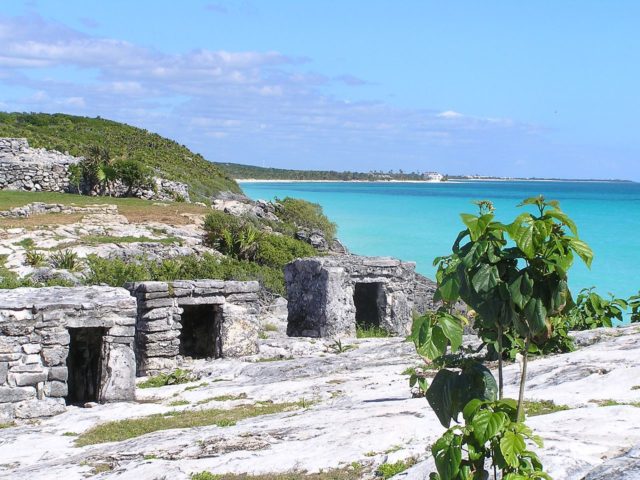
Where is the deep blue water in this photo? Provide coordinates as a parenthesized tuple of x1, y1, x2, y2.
(242, 181, 640, 299)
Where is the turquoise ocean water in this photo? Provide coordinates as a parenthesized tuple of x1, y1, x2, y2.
(241, 181, 640, 300)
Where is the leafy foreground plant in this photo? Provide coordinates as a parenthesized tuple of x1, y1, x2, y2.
(411, 196, 592, 480)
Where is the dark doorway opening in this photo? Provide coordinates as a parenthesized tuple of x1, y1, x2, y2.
(179, 305, 221, 359)
(354, 282, 385, 328)
(66, 327, 104, 405)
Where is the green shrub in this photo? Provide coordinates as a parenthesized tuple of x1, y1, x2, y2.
(25, 250, 47, 267)
(84, 253, 286, 295)
(115, 158, 154, 196)
(567, 287, 628, 329)
(255, 234, 316, 269)
(275, 197, 337, 241)
(138, 369, 195, 389)
(49, 249, 82, 271)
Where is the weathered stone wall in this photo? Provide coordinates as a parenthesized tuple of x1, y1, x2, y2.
(0, 138, 79, 192)
(127, 280, 261, 375)
(285, 255, 437, 338)
(0, 287, 136, 422)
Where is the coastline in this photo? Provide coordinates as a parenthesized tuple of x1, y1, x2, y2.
(236, 178, 633, 184)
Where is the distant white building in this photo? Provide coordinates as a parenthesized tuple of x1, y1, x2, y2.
(422, 171, 444, 182)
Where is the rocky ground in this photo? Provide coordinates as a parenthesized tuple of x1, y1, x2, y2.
(0, 325, 638, 480)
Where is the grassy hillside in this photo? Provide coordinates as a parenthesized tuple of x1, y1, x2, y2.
(0, 112, 241, 200)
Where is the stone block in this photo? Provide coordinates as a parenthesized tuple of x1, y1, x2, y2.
(48, 366, 68, 382)
(22, 343, 41, 354)
(138, 330, 180, 343)
(139, 298, 175, 309)
(44, 381, 67, 398)
(136, 282, 169, 293)
(42, 346, 67, 366)
(14, 398, 66, 419)
(0, 323, 34, 336)
(108, 325, 135, 337)
(177, 296, 225, 306)
(40, 330, 70, 346)
(0, 386, 36, 402)
(137, 318, 176, 333)
(12, 371, 47, 386)
(0, 362, 7, 384)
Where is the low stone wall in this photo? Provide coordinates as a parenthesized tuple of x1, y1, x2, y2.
(127, 280, 260, 375)
(0, 202, 119, 218)
(285, 255, 436, 338)
(0, 287, 137, 422)
(0, 138, 79, 192)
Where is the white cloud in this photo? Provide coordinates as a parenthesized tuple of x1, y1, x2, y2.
(437, 110, 464, 119)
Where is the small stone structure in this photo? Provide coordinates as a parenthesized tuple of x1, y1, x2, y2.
(127, 280, 261, 375)
(285, 255, 436, 338)
(0, 138, 79, 192)
(0, 287, 136, 422)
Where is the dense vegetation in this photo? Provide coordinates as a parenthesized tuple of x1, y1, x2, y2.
(0, 112, 241, 200)
(219, 162, 435, 181)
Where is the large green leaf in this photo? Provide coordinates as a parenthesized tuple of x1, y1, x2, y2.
(569, 238, 594, 268)
(433, 433, 462, 479)
(438, 277, 460, 302)
(509, 218, 535, 258)
(545, 210, 577, 235)
(500, 430, 526, 468)
(426, 369, 458, 428)
(523, 298, 547, 334)
(460, 213, 493, 241)
(417, 324, 448, 360)
(472, 410, 507, 444)
(437, 313, 464, 352)
(472, 264, 500, 293)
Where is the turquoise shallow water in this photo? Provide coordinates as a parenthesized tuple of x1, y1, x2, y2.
(241, 181, 640, 299)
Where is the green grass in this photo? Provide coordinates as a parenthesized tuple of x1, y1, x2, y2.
(356, 325, 391, 338)
(590, 399, 640, 407)
(263, 323, 279, 332)
(137, 369, 195, 389)
(190, 466, 365, 480)
(524, 400, 571, 417)
(0, 112, 240, 200)
(195, 394, 248, 406)
(14, 238, 35, 248)
(253, 356, 293, 363)
(75, 401, 305, 446)
(62, 431, 78, 436)
(0, 422, 15, 429)
(79, 234, 182, 245)
(632, 385, 640, 390)
(168, 400, 190, 407)
(184, 382, 211, 391)
(375, 458, 417, 479)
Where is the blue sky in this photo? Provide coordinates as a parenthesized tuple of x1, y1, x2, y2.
(1, 1, 638, 180)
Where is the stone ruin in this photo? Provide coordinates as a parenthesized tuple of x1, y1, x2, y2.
(0, 287, 136, 422)
(285, 255, 436, 338)
(127, 280, 261, 375)
(0, 279, 261, 420)
(0, 138, 79, 192)
(0, 137, 191, 202)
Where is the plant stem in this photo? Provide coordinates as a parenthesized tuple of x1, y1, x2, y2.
(516, 336, 531, 421)
(497, 325, 504, 400)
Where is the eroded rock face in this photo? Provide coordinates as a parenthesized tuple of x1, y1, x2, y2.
(285, 255, 437, 338)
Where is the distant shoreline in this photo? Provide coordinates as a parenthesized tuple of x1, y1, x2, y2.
(237, 178, 634, 184)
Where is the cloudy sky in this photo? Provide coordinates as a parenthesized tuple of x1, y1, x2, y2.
(1, 1, 639, 179)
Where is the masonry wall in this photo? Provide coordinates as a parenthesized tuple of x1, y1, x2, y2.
(0, 287, 137, 422)
(127, 280, 261, 375)
(285, 255, 437, 338)
(0, 138, 79, 192)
